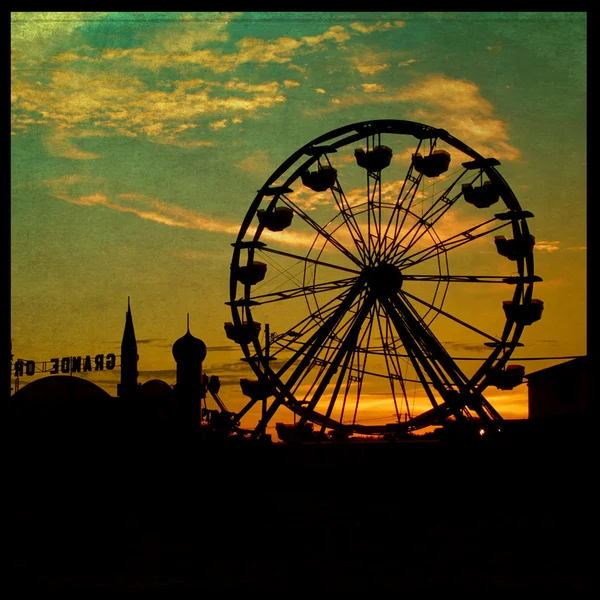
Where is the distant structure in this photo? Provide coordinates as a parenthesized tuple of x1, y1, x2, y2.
(172, 314, 207, 434)
(117, 297, 139, 400)
(8, 299, 211, 440)
(527, 356, 589, 420)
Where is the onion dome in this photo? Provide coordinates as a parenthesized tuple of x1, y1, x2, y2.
(172, 315, 207, 363)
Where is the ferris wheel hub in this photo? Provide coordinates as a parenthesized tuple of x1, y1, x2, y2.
(364, 263, 403, 296)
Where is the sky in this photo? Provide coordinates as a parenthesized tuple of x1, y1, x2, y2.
(11, 12, 587, 436)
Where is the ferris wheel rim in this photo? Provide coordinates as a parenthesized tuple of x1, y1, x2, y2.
(227, 119, 539, 437)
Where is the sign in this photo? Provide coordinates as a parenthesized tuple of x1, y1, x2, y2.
(13, 353, 117, 377)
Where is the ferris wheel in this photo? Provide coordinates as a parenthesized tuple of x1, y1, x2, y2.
(225, 119, 543, 439)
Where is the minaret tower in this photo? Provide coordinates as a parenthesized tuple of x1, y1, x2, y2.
(117, 297, 139, 399)
(172, 314, 207, 433)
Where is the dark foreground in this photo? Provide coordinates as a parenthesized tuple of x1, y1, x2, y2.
(3, 431, 595, 592)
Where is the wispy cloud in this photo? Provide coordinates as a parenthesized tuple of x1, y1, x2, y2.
(309, 75, 520, 161)
(45, 174, 320, 249)
(535, 240, 560, 252)
(53, 24, 353, 74)
(11, 12, 110, 56)
(361, 83, 385, 93)
(443, 341, 491, 354)
(348, 50, 390, 77)
(349, 20, 405, 34)
(399, 58, 419, 67)
(12, 67, 286, 151)
(233, 149, 271, 174)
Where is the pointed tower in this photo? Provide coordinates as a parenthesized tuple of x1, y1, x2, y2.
(117, 297, 139, 399)
(172, 314, 207, 432)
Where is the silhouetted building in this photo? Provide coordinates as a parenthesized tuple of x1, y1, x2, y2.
(6, 374, 115, 439)
(172, 316, 207, 433)
(527, 356, 589, 420)
(8, 301, 210, 441)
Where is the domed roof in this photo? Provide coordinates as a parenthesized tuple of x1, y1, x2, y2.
(172, 317, 207, 363)
(7, 375, 115, 432)
(140, 379, 173, 398)
(12, 375, 112, 407)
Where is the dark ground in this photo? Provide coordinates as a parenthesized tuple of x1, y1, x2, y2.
(3, 431, 595, 592)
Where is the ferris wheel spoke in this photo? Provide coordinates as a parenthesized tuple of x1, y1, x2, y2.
(251, 286, 367, 436)
(363, 170, 385, 263)
(305, 299, 375, 427)
(374, 303, 407, 421)
(292, 294, 369, 402)
(329, 299, 378, 427)
(382, 293, 473, 411)
(393, 292, 476, 390)
(380, 153, 463, 262)
(399, 288, 503, 346)
(258, 246, 361, 275)
(386, 176, 468, 263)
(277, 194, 363, 267)
(267, 286, 360, 360)
(325, 168, 370, 263)
(396, 218, 510, 270)
(379, 295, 447, 401)
(246, 276, 358, 306)
(274, 279, 366, 384)
(378, 157, 425, 261)
(379, 137, 430, 239)
(285, 291, 374, 429)
(402, 273, 516, 285)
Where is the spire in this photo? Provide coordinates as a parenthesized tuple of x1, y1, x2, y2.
(123, 296, 136, 345)
(118, 297, 138, 398)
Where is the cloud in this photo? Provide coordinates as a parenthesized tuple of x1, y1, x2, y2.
(399, 58, 419, 67)
(45, 174, 320, 249)
(43, 131, 103, 160)
(146, 12, 240, 53)
(306, 75, 521, 161)
(396, 75, 495, 115)
(443, 341, 491, 354)
(94, 24, 351, 74)
(349, 20, 405, 34)
(46, 177, 241, 234)
(11, 17, 408, 153)
(535, 240, 560, 252)
(12, 66, 287, 150)
(233, 149, 271, 173)
(136, 338, 168, 346)
(361, 83, 385, 93)
(347, 47, 391, 77)
(11, 12, 110, 57)
(206, 345, 239, 352)
(209, 119, 228, 130)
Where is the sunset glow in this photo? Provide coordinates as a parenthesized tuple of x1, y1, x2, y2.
(11, 12, 586, 437)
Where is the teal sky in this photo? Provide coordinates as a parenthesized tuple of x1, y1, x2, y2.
(11, 12, 587, 431)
